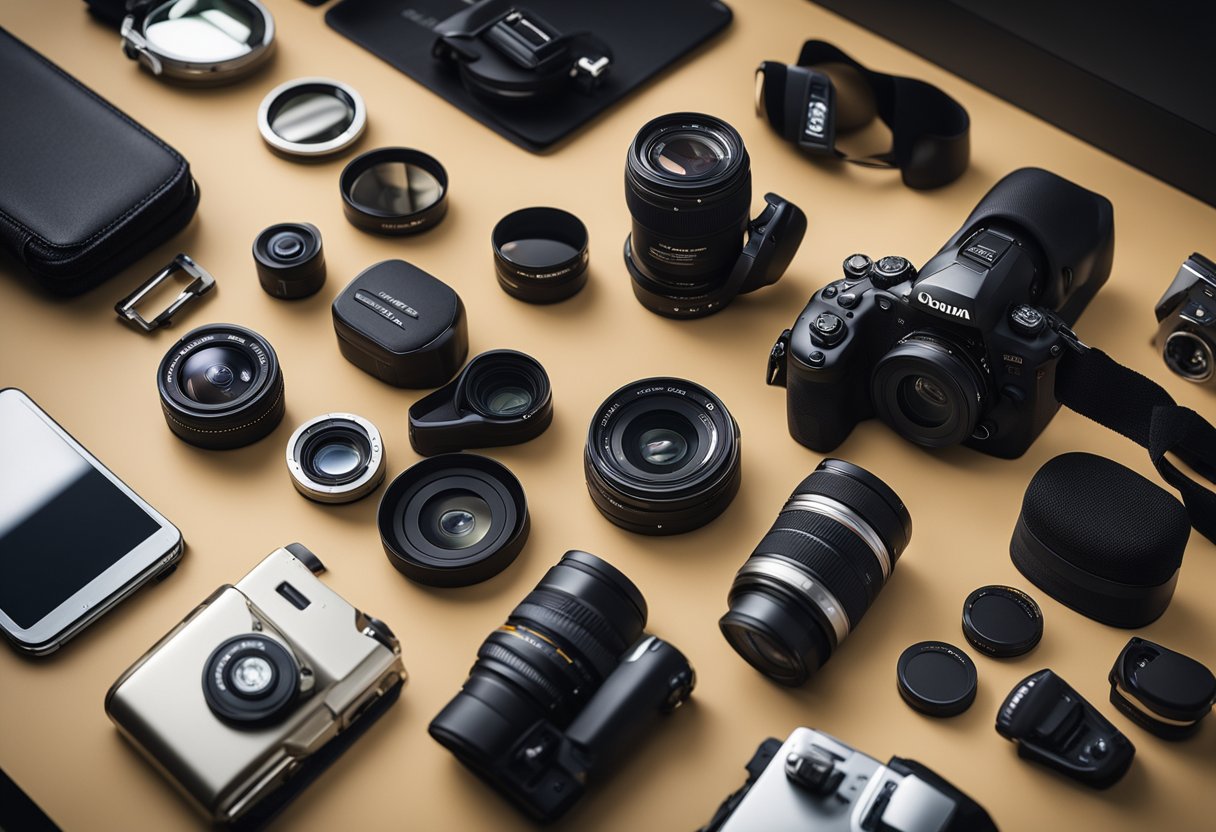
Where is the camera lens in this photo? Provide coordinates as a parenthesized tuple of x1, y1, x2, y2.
(429, 550, 647, 774)
(624, 113, 752, 317)
(378, 453, 529, 586)
(202, 635, 301, 726)
(871, 333, 987, 447)
(720, 459, 912, 686)
(253, 222, 326, 299)
(584, 378, 741, 535)
(157, 323, 286, 450)
(287, 413, 386, 504)
(1164, 330, 1214, 383)
(340, 147, 449, 235)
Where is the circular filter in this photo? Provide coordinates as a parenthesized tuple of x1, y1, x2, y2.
(492, 207, 590, 303)
(286, 413, 386, 504)
(962, 585, 1043, 658)
(896, 641, 977, 717)
(258, 77, 367, 160)
(377, 453, 529, 586)
(340, 147, 449, 235)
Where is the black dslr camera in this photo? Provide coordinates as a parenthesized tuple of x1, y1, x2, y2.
(768, 167, 1114, 458)
(700, 728, 997, 832)
(1154, 252, 1216, 385)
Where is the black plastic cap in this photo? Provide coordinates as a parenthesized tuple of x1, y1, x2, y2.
(962, 585, 1043, 658)
(1109, 637, 1216, 740)
(897, 641, 977, 717)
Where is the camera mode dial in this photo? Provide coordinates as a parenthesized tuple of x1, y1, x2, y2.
(811, 313, 847, 347)
(1009, 305, 1047, 337)
(870, 256, 916, 289)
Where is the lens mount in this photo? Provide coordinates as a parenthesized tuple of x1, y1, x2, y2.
(378, 453, 529, 586)
(1163, 330, 1214, 383)
(872, 333, 986, 448)
(286, 413, 386, 504)
(157, 323, 286, 450)
(202, 635, 301, 727)
(584, 378, 741, 535)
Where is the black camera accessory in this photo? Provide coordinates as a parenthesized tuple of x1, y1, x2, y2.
(331, 259, 468, 388)
(85, 0, 276, 85)
(202, 634, 304, 727)
(492, 207, 590, 303)
(339, 148, 449, 235)
(157, 323, 286, 450)
(286, 413, 385, 504)
(896, 641, 977, 718)
(585, 378, 741, 535)
(1154, 252, 1216, 384)
(433, 1, 613, 104)
(962, 585, 1043, 658)
(253, 223, 326, 299)
(0, 28, 200, 295)
(115, 253, 216, 332)
(624, 112, 807, 318)
(755, 40, 969, 189)
(378, 453, 529, 587)
(1011, 453, 1189, 628)
(257, 78, 367, 160)
(720, 459, 911, 686)
(1109, 637, 1215, 740)
(996, 669, 1135, 789)
(409, 350, 553, 456)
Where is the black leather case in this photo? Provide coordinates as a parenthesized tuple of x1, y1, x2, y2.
(0, 27, 199, 296)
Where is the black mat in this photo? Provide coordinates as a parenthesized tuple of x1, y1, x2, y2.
(325, 0, 733, 151)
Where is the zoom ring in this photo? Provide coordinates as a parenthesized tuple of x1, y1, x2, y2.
(752, 523, 881, 627)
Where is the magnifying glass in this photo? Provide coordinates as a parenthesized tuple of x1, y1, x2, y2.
(117, 0, 276, 85)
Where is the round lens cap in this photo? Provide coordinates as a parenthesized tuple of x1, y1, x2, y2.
(896, 641, 977, 717)
(962, 585, 1043, 658)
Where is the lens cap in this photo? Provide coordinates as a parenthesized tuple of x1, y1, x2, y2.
(492, 207, 590, 303)
(258, 77, 367, 160)
(340, 148, 449, 235)
(897, 641, 977, 717)
(962, 585, 1043, 658)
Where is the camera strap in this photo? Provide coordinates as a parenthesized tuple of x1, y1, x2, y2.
(1055, 329, 1216, 544)
(756, 41, 970, 189)
(84, 0, 159, 28)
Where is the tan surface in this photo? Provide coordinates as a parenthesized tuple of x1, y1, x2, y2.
(2, 1, 1215, 829)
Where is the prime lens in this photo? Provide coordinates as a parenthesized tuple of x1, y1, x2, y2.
(720, 459, 911, 686)
(1163, 330, 1214, 383)
(871, 333, 987, 448)
(584, 378, 741, 535)
(286, 413, 386, 503)
(624, 113, 752, 317)
(157, 323, 286, 450)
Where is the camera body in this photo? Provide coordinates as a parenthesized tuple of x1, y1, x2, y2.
(701, 728, 996, 832)
(105, 544, 406, 828)
(1154, 252, 1216, 385)
(770, 168, 1113, 458)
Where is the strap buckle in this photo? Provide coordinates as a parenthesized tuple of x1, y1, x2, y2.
(115, 253, 216, 333)
(767, 329, 791, 387)
(1046, 312, 1089, 353)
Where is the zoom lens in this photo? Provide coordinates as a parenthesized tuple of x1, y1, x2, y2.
(871, 333, 987, 448)
(585, 378, 741, 535)
(624, 113, 752, 317)
(286, 413, 386, 504)
(1164, 330, 1214, 383)
(429, 550, 647, 773)
(720, 459, 912, 686)
(157, 323, 286, 450)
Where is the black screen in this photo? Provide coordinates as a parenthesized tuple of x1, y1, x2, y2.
(0, 396, 160, 629)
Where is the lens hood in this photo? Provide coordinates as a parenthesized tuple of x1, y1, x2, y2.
(409, 350, 553, 456)
(492, 208, 590, 303)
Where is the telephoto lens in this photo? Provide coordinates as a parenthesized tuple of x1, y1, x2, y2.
(584, 378, 741, 535)
(157, 323, 286, 450)
(720, 459, 912, 686)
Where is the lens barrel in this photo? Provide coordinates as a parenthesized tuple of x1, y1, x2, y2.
(720, 459, 911, 686)
(584, 377, 741, 535)
(871, 333, 987, 448)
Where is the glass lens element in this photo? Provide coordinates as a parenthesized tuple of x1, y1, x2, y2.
(421, 492, 492, 550)
(312, 441, 363, 477)
(654, 136, 721, 176)
(1164, 331, 1213, 381)
(898, 375, 955, 428)
(486, 386, 533, 416)
(638, 428, 689, 466)
(179, 346, 256, 405)
(230, 655, 275, 696)
(268, 91, 355, 144)
(144, 0, 260, 62)
(349, 163, 443, 215)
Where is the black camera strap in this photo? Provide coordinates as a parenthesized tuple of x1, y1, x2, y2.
(1055, 332, 1216, 544)
(756, 41, 970, 189)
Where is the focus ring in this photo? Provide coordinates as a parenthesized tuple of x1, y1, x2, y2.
(752, 525, 875, 627)
(624, 172, 752, 240)
(774, 508, 887, 600)
(798, 468, 909, 556)
(518, 588, 630, 659)
(509, 599, 621, 682)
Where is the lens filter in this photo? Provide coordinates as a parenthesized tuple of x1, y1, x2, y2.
(258, 77, 366, 159)
(492, 207, 589, 303)
(340, 148, 449, 235)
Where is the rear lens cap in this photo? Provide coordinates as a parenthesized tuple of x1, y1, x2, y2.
(962, 585, 1043, 658)
(897, 641, 977, 717)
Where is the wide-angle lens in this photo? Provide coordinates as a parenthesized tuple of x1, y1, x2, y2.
(720, 459, 912, 686)
(1164, 330, 1214, 383)
(584, 377, 741, 535)
(871, 333, 986, 448)
(287, 413, 385, 503)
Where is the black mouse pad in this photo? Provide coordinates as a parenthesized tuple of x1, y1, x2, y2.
(325, 0, 733, 151)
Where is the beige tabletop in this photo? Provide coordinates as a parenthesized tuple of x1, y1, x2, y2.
(2, 1, 1215, 830)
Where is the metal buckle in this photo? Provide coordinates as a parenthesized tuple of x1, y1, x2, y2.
(115, 254, 216, 333)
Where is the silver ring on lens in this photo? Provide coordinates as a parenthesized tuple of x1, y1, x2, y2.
(258, 78, 368, 160)
(1164, 330, 1214, 383)
(784, 493, 893, 579)
(120, 0, 276, 85)
(734, 555, 851, 644)
(286, 413, 385, 504)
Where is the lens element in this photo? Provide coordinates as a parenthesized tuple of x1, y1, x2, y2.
(1164, 330, 1214, 383)
(258, 78, 367, 159)
(341, 148, 449, 235)
(872, 333, 986, 448)
(286, 413, 385, 503)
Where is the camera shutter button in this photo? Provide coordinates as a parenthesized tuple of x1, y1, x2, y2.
(811, 313, 846, 347)
(843, 253, 872, 280)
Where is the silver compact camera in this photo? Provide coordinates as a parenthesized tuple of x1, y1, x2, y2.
(105, 544, 406, 828)
(700, 728, 997, 832)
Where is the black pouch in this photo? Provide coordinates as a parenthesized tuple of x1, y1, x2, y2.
(0, 27, 199, 296)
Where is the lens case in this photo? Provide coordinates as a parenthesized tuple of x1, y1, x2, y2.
(253, 222, 326, 299)
(378, 454, 529, 587)
(258, 78, 366, 160)
(340, 148, 448, 235)
(492, 208, 590, 303)
(1010, 453, 1190, 627)
(1108, 637, 1215, 740)
(409, 350, 553, 456)
(331, 259, 468, 388)
(286, 413, 385, 504)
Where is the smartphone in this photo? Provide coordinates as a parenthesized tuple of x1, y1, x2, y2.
(0, 388, 183, 656)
